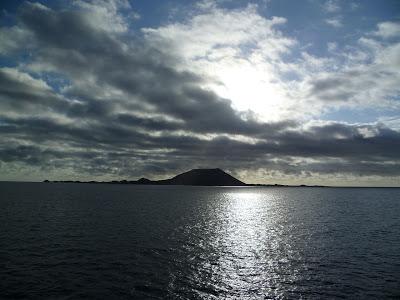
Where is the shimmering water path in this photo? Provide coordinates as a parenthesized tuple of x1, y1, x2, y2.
(1, 183, 399, 299)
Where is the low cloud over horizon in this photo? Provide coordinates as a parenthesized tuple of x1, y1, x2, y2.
(0, 0, 399, 186)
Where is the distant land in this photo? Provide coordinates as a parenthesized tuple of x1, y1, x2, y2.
(44, 168, 326, 187)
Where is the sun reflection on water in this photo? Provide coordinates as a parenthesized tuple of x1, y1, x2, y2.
(201, 189, 306, 299)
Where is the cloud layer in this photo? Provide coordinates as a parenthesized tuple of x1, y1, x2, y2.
(0, 1, 399, 185)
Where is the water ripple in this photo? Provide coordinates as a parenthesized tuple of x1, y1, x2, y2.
(1, 183, 399, 299)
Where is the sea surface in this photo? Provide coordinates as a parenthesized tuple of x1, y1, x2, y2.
(1, 183, 399, 299)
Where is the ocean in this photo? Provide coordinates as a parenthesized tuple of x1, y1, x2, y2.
(1, 183, 399, 299)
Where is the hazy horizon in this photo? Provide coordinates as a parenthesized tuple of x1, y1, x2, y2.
(0, 0, 399, 186)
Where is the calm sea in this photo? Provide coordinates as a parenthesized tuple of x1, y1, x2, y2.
(1, 183, 399, 299)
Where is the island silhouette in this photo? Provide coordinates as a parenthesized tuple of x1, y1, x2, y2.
(154, 168, 245, 186)
(45, 168, 244, 186)
(44, 168, 326, 187)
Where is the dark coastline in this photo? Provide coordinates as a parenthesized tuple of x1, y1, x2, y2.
(41, 180, 329, 188)
(39, 168, 327, 187)
(38, 181, 400, 188)
(3, 168, 399, 188)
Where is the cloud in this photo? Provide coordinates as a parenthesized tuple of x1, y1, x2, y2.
(71, 0, 133, 33)
(0, 67, 71, 116)
(0, 25, 32, 55)
(143, 4, 290, 61)
(349, 2, 360, 11)
(304, 31, 400, 109)
(323, 0, 341, 13)
(325, 17, 343, 28)
(143, 4, 297, 120)
(373, 21, 400, 39)
(0, 1, 399, 184)
(327, 42, 338, 52)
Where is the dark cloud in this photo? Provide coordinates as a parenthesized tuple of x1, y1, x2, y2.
(0, 1, 399, 183)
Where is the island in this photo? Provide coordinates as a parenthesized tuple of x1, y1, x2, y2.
(43, 168, 327, 187)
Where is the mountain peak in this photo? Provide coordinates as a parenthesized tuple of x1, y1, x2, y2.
(166, 168, 245, 186)
(137, 177, 151, 184)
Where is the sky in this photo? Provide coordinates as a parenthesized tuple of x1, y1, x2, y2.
(0, 0, 399, 186)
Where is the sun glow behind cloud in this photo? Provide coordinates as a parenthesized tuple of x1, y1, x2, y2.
(205, 59, 289, 121)
(143, 4, 298, 121)
(144, 2, 400, 124)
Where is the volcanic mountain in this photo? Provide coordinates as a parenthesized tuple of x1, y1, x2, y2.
(155, 168, 245, 186)
(44, 168, 246, 186)
(126, 168, 245, 186)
